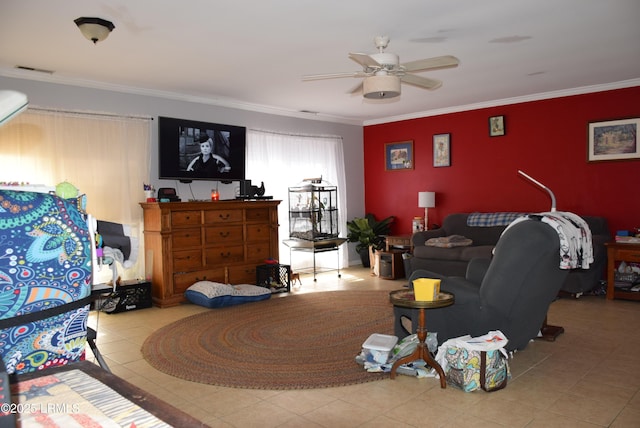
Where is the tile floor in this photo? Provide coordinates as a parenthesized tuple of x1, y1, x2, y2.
(86, 268, 640, 427)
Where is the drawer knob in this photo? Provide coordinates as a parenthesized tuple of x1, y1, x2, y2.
(220, 231, 229, 237)
(219, 213, 230, 220)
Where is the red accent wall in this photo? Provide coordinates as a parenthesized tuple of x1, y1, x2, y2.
(363, 87, 640, 235)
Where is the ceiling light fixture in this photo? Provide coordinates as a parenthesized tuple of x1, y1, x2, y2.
(362, 75, 401, 99)
(74, 17, 115, 44)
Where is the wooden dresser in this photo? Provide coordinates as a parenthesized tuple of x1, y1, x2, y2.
(140, 200, 280, 307)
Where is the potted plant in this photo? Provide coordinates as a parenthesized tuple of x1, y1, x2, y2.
(346, 213, 394, 267)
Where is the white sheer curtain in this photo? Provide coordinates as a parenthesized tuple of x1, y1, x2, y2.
(0, 109, 152, 280)
(247, 129, 348, 270)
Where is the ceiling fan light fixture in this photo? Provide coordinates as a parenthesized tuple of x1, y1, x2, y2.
(74, 17, 115, 44)
(363, 75, 401, 99)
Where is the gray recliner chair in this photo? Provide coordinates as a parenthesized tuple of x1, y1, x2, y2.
(394, 218, 570, 352)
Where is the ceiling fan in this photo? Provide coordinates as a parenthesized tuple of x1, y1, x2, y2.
(303, 36, 459, 99)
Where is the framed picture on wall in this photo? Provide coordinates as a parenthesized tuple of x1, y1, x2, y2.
(385, 141, 414, 170)
(489, 115, 506, 137)
(588, 117, 640, 162)
(433, 133, 451, 167)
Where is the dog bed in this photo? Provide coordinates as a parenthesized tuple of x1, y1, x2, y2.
(184, 281, 271, 308)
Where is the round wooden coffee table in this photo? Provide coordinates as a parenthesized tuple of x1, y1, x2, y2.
(389, 289, 454, 388)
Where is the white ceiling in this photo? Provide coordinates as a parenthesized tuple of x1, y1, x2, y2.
(1, 0, 639, 126)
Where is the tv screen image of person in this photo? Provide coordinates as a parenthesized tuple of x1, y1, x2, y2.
(158, 116, 246, 182)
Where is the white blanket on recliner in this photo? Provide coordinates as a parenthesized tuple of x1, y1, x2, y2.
(503, 211, 593, 270)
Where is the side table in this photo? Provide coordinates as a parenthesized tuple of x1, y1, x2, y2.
(385, 234, 413, 252)
(388, 289, 454, 388)
(605, 241, 640, 301)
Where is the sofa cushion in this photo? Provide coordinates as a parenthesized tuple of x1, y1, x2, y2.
(413, 244, 495, 262)
(440, 214, 508, 246)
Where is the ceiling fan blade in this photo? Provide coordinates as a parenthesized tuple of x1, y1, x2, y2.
(302, 71, 367, 81)
(401, 74, 443, 90)
(402, 55, 460, 72)
(348, 53, 381, 68)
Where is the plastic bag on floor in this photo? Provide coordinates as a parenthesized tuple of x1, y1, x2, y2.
(434, 330, 511, 392)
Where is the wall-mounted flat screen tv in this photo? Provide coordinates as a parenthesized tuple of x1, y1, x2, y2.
(158, 116, 246, 182)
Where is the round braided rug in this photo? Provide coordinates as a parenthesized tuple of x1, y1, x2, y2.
(141, 290, 395, 389)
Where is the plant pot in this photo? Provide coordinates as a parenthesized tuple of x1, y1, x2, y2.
(358, 247, 370, 267)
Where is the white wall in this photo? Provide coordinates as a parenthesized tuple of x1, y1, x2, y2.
(0, 76, 366, 265)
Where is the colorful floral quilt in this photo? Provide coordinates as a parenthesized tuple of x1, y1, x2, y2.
(0, 190, 93, 374)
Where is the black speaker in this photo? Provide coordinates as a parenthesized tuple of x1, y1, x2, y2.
(239, 180, 252, 197)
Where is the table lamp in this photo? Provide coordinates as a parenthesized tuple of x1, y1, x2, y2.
(418, 191, 436, 230)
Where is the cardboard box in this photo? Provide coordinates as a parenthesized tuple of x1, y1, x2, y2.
(413, 278, 441, 301)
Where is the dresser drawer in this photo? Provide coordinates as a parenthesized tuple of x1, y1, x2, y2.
(246, 224, 270, 241)
(173, 249, 202, 271)
(172, 228, 202, 248)
(171, 210, 201, 227)
(616, 248, 640, 262)
(205, 225, 243, 244)
(204, 209, 243, 224)
(246, 208, 270, 222)
(205, 245, 244, 264)
(246, 242, 271, 262)
(227, 264, 258, 284)
(174, 268, 226, 294)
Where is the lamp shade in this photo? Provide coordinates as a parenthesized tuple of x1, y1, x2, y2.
(0, 90, 28, 127)
(74, 17, 115, 44)
(418, 191, 435, 208)
(363, 75, 401, 99)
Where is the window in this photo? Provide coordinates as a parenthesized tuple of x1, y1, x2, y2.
(247, 130, 347, 268)
(0, 109, 152, 280)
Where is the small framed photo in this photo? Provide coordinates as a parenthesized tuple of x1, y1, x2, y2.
(385, 141, 413, 170)
(588, 117, 640, 162)
(489, 115, 506, 137)
(433, 133, 451, 167)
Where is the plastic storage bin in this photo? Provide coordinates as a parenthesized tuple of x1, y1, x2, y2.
(362, 333, 398, 364)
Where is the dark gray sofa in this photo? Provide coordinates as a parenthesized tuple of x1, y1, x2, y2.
(408, 212, 611, 295)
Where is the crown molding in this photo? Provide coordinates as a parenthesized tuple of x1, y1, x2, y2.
(0, 68, 363, 126)
(363, 79, 640, 126)
(2, 67, 638, 128)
